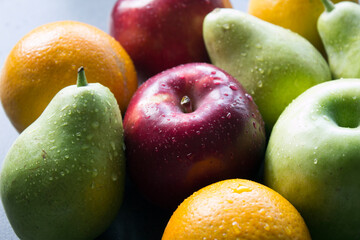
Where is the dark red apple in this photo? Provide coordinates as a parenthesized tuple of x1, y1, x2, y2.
(110, 0, 232, 81)
(123, 63, 266, 208)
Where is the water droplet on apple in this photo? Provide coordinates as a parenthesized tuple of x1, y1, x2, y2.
(229, 84, 238, 91)
(323, 115, 330, 121)
(196, 131, 201, 135)
(222, 23, 230, 30)
(226, 113, 232, 119)
(245, 93, 253, 102)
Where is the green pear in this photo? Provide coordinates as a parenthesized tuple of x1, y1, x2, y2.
(318, 0, 360, 79)
(203, 8, 331, 132)
(0, 67, 126, 240)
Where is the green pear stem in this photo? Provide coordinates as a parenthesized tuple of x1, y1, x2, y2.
(181, 95, 192, 113)
(321, 0, 335, 12)
(77, 66, 88, 87)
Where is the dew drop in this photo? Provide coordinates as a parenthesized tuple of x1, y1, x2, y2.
(111, 173, 118, 181)
(314, 158, 318, 164)
(229, 84, 238, 91)
(232, 221, 241, 234)
(92, 121, 99, 128)
(264, 223, 270, 231)
(245, 93, 253, 101)
(222, 23, 230, 30)
(110, 141, 116, 150)
(233, 185, 252, 194)
(323, 115, 330, 121)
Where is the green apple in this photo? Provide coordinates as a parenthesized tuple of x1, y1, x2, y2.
(264, 79, 360, 240)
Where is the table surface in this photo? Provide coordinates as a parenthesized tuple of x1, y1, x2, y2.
(0, 1, 248, 239)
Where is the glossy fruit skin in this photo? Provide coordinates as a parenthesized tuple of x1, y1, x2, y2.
(110, 0, 232, 81)
(0, 81, 126, 240)
(162, 179, 311, 240)
(203, 8, 331, 132)
(123, 63, 266, 208)
(248, 0, 356, 55)
(0, 20, 137, 132)
(264, 79, 360, 239)
(318, 1, 360, 78)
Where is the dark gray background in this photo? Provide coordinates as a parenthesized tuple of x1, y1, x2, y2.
(0, 0, 248, 239)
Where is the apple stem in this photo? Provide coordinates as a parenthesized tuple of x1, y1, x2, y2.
(321, 0, 335, 12)
(77, 66, 88, 87)
(181, 96, 193, 113)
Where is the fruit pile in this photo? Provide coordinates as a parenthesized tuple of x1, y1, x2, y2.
(0, 0, 360, 239)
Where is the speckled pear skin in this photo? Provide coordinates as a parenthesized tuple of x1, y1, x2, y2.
(0, 76, 126, 240)
(203, 8, 331, 131)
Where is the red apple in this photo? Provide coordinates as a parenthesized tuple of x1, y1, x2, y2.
(110, 0, 232, 81)
(123, 63, 266, 208)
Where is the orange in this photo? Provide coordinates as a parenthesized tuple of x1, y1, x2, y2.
(248, 0, 356, 55)
(162, 179, 311, 240)
(0, 21, 138, 132)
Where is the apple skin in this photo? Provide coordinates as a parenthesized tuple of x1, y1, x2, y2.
(110, 0, 232, 81)
(123, 63, 266, 208)
(264, 79, 360, 240)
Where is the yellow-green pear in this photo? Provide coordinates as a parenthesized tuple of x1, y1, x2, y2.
(318, 0, 360, 78)
(0, 67, 126, 240)
(203, 8, 331, 132)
